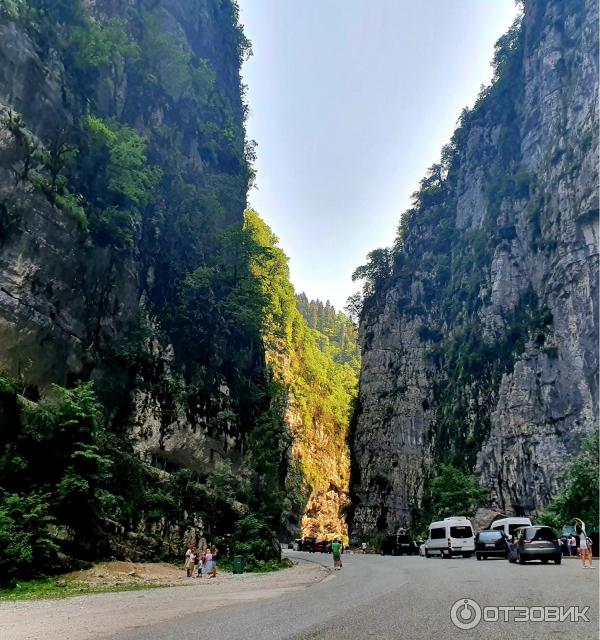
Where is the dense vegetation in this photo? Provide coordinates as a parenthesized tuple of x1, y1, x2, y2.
(538, 430, 599, 530)
(244, 211, 358, 540)
(0, 0, 297, 583)
(296, 295, 360, 375)
(419, 466, 487, 529)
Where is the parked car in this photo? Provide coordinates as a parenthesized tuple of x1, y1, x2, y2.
(424, 517, 475, 558)
(301, 537, 316, 551)
(380, 534, 418, 555)
(312, 540, 331, 553)
(475, 530, 509, 560)
(508, 526, 561, 564)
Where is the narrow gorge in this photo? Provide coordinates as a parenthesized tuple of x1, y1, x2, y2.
(350, 0, 598, 538)
(0, 0, 352, 575)
(0, 0, 597, 581)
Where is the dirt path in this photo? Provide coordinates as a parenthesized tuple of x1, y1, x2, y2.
(0, 560, 330, 640)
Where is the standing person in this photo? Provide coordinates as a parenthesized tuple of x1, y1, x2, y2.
(568, 535, 577, 557)
(331, 540, 342, 570)
(210, 546, 218, 577)
(184, 544, 193, 576)
(579, 534, 594, 569)
(205, 547, 213, 577)
(361, 541, 367, 554)
(574, 518, 586, 553)
(189, 547, 197, 578)
(584, 535, 594, 569)
(197, 548, 206, 578)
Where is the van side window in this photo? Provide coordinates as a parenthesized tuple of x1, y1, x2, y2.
(450, 526, 472, 538)
(430, 528, 445, 539)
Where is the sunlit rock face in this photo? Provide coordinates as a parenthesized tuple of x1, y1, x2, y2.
(351, 0, 598, 539)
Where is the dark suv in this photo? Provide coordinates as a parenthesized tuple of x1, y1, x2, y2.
(301, 537, 316, 551)
(475, 530, 509, 560)
(508, 526, 561, 564)
(380, 534, 418, 556)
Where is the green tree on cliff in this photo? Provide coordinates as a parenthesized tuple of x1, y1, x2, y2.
(538, 430, 599, 529)
(429, 465, 487, 519)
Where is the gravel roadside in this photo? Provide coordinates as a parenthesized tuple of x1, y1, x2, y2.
(0, 560, 329, 640)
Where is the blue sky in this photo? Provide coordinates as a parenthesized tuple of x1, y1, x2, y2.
(239, 1, 519, 310)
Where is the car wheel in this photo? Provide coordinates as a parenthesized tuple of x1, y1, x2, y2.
(462, 552, 473, 559)
(481, 555, 486, 560)
(541, 559, 549, 564)
(476, 553, 481, 561)
(442, 550, 450, 559)
(518, 551, 526, 565)
(554, 555, 562, 565)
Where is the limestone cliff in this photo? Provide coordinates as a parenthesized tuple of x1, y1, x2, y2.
(0, 0, 280, 556)
(350, 0, 598, 538)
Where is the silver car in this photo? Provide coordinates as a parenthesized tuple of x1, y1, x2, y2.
(508, 526, 561, 564)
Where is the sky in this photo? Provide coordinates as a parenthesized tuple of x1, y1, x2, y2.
(239, 0, 520, 310)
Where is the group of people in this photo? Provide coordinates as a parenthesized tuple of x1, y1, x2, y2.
(184, 544, 218, 578)
(561, 535, 580, 556)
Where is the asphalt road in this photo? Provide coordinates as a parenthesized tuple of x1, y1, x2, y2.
(111, 551, 599, 640)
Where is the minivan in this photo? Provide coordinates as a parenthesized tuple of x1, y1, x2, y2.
(490, 517, 532, 538)
(507, 526, 561, 564)
(424, 517, 475, 558)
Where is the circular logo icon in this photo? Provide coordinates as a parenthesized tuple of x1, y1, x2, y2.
(450, 598, 482, 630)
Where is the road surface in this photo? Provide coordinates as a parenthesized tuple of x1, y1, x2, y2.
(2, 551, 598, 640)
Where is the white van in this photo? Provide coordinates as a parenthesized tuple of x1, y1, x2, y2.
(490, 517, 532, 539)
(424, 517, 475, 558)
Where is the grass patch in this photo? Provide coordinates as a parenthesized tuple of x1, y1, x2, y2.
(0, 577, 173, 601)
(216, 557, 292, 574)
(0, 559, 293, 601)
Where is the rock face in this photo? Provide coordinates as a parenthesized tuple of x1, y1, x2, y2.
(351, 0, 598, 538)
(285, 396, 349, 541)
(0, 0, 266, 552)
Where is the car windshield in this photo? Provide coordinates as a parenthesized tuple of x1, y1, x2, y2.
(450, 526, 472, 538)
(479, 531, 502, 542)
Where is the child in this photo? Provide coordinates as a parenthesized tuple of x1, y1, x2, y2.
(198, 549, 206, 577)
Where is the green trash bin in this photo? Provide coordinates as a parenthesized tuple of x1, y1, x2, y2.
(233, 555, 245, 574)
